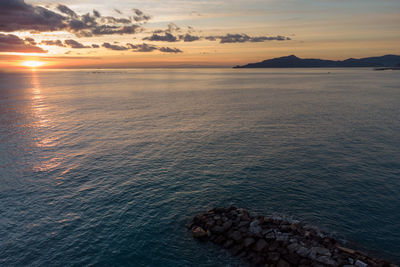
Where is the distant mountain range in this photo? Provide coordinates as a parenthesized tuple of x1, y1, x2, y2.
(233, 55, 400, 68)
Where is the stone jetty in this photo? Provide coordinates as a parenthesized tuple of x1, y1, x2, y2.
(188, 206, 398, 267)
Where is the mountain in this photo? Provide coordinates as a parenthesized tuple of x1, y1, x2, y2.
(233, 55, 400, 68)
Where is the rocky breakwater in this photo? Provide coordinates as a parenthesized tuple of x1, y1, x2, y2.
(188, 207, 397, 267)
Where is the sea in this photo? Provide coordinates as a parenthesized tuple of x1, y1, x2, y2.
(0, 68, 399, 266)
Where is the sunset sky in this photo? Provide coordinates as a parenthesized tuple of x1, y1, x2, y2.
(1, 0, 400, 69)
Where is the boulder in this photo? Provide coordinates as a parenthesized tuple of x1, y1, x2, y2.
(254, 239, 268, 252)
(243, 237, 256, 247)
(222, 220, 233, 231)
(277, 259, 291, 267)
(192, 226, 207, 239)
(230, 231, 242, 242)
(211, 225, 225, 234)
(249, 220, 262, 235)
(355, 260, 368, 267)
(268, 252, 281, 262)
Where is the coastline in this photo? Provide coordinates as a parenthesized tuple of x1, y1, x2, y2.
(189, 207, 398, 267)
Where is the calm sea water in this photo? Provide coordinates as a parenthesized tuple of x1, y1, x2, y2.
(0, 68, 399, 266)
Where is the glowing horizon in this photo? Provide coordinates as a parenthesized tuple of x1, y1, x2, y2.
(0, 0, 399, 69)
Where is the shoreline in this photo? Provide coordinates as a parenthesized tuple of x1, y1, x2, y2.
(188, 207, 398, 267)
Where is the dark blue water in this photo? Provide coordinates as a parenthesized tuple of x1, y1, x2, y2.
(0, 69, 399, 266)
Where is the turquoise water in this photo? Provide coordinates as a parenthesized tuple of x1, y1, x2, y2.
(0, 68, 399, 266)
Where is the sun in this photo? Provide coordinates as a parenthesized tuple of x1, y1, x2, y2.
(21, 61, 45, 68)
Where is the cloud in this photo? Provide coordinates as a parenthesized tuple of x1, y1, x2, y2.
(64, 39, 91, 48)
(0, 0, 67, 32)
(57, 4, 78, 18)
(92, 44, 100, 48)
(24, 37, 36, 45)
(207, 34, 291, 43)
(179, 34, 200, 42)
(0, 0, 147, 37)
(129, 43, 158, 52)
(102, 42, 182, 53)
(40, 39, 65, 47)
(132, 9, 151, 23)
(102, 42, 130, 51)
(159, 47, 182, 53)
(0, 33, 46, 53)
(143, 32, 178, 42)
(143, 31, 291, 44)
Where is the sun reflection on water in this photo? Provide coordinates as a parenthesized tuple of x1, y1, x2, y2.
(30, 72, 62, 174)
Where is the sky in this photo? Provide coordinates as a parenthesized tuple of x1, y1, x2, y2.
(0, 0, 399, 68)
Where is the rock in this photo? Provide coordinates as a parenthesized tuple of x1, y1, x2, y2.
(268, 252, 281, 262)
(276, 232, 289, 242)
(287, 243, 299, 253)
(312, 247, 331, 256)
(253, 239, 268, 252)
(265, 231, 276, 241)
(296, 246, 310, 258)
(262, 228, 273, 235)
(238, 220, 250, 227)
(355, 260, 368, 267)
(211, 225, 225, 234)
(249, 220, 262, 235)
(277, 259, 291, 267)
(222, 220, 233, 231)
(240, 214, 250, 221)
(283, 253, 300, 265)
(189, 208, 396, 267)
(230, 231, 242, 242)
(269, 241, 280, 251)
(336, 245, 356, 255)
(281, 224, 291, 233)
(316, 256, 337, 266)
(308, 248, 317, 260)
(192, 227, 207, 238)
(244, 237, 256, 247)
(213, 235, 226, 244)
(299, 258, 312, 265)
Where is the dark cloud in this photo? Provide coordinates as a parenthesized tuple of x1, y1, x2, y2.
(40, 40, 65, 47)
(57, 4, 77, 18)
(0, 0, 67, 32)
(64, 39, 91, 48)
(159, 47, 182, 53)
(0, 0, 147, 37)
(102, 42, 130, 51)
(93, 10, 101, 18)
(179, 34, 200, 42)
(130, 43, 158, 52)
(143, 31, 291, 44)
(207, 34, 291, 43)
(89, 25, 141, 36)
(167, 23, 180, 33)
(0, 33, 46, 53)
(143, 32, 178, 42)
(102, 42, 182, 53)
(24, 37, 36, 45)
(132, 8, 151, 23)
